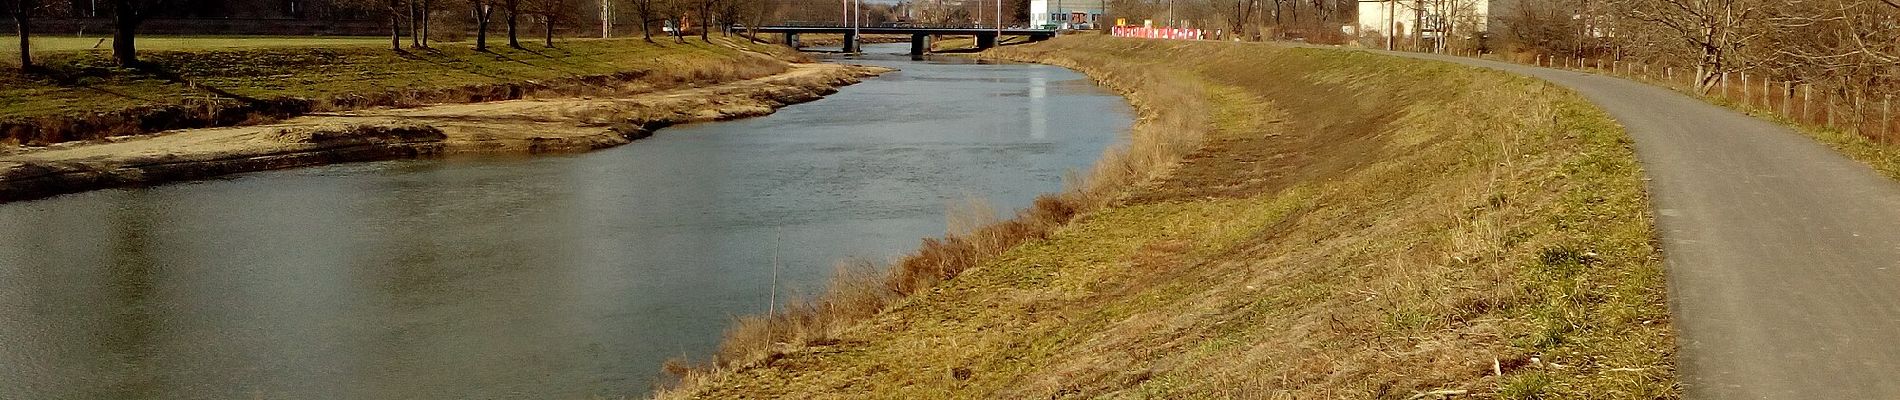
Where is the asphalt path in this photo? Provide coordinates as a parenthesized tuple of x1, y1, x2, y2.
(1359, 49, 1900, 399)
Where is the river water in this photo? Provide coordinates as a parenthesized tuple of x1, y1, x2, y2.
(0, 43, 1131, 399)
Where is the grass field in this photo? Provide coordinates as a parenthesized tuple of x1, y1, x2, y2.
(664, 36, 1675, 399)
(0, 36, 803, 145)
(0, 35, 392, 53)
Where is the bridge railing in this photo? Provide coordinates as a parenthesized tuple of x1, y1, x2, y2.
(756, 21, 1019, 30)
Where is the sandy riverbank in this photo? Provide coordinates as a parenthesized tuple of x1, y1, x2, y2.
(0, 63, 890, 203)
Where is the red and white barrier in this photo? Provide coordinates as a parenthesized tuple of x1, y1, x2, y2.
(1111, 26, 1203, 40)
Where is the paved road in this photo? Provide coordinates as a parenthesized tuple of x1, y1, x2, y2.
(1365, 50, 1900, 398)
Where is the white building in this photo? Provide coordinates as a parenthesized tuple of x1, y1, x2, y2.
(1029, 0, 1105, 29)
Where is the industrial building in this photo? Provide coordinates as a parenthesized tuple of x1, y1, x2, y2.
(1028, 0, 1104, 29)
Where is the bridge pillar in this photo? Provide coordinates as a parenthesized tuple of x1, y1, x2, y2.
(976, 33, 997, 49)
(910, 34, 930, 56)
(843, 31, 860, 53)
(783, 33, 798, 48)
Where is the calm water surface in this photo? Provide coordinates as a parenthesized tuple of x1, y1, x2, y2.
(0, 44, 1131, 399)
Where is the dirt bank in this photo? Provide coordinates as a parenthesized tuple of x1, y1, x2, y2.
(1, 38, 804, 146)
(0, 63, 890, 203)
(663, 37, 1672, 398)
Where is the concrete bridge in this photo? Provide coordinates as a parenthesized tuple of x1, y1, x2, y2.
(748, 24, 1059, 55)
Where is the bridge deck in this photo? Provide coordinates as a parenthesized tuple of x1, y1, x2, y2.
(750, 26, 1057, 36)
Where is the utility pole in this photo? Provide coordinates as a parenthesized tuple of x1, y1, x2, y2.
(996, 0, 1001, 34)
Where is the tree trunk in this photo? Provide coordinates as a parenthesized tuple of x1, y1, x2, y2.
(505, 0, 520, 49)
(420, 0, 431, 47)
(13, 10, 29, 69)
(639, 5, 653, 42)
(475, 3, 490, 51)
(111, 6, 140, 66)
(410, 0, 422, 47)
(390, 3, 402, 51)
(544, 15, 554, 47)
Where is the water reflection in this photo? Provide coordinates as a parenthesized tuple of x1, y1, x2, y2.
(0, 43, 1132, 398)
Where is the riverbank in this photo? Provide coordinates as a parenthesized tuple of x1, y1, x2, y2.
(1, 37, 803, 146)
(0, 63, 889, 202)
(663, 36, 1674, 398)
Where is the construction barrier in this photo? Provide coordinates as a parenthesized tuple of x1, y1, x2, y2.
(1112, 26, 1203, 40)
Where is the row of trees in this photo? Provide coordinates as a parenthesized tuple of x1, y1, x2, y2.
(361, 0, 767, 51)
(1, 0, 789, 71)
(1, 0, 165, 67)
(1496, 0, 1898, 98)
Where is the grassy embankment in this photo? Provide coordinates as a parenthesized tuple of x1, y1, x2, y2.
(0, 36, 803, 146)
(663, 36, 1675, 398)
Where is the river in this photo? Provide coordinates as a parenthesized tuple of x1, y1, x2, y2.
(0, 43, 1131, 399)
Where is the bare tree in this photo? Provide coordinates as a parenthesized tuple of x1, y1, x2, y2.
(738, 0, 776, 40)
(1618, 0, 1768, 91)
(663, 0, 687, 43)
(634, 0, 658, 41)
(472, 0, 496, 50)
(1499, 0, 1588, 55)
(526, 0, 570, 47)
(716, 0, 741, 36)
(5, 0, 31, 69)
(695, 0, 713, 40)
(388, 0, 406, 50)
(1230, 0, 1256, 40)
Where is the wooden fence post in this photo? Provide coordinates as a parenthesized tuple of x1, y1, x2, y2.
(1742, 72, 1751, 106)
(1763, 79, 1771, 111)
(1722, 73, 1731, 99)
(1816, 90, 1831, 127)
(1804, 84, 1813, 123)
(1856, 95, 1865, 136)
(1782, 81, 1792, 117)
(1877, 95, 1892, 140)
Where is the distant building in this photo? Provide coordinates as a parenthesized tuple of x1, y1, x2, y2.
(1029, 0, 1104, 29)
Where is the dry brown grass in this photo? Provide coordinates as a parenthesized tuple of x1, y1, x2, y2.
(661, 36, 1673, 399)
(669, 37, 1221, 383)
